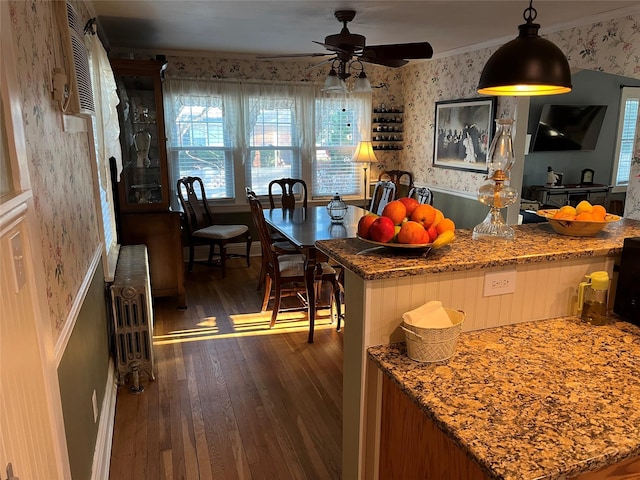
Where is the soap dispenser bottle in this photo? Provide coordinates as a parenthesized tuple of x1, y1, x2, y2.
(577, 271, 610, 326)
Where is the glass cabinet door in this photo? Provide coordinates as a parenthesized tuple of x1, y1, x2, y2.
(112, 59, 169, 212)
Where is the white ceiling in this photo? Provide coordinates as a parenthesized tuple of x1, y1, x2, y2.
(87, 1, 640, 59)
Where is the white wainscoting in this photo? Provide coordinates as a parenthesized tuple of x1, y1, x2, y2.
(361, 256, 614, 347)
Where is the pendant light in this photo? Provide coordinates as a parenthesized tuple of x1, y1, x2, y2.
(477, 0, 572, 96)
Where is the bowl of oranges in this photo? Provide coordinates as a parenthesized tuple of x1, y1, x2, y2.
(536, 201, 621, 237)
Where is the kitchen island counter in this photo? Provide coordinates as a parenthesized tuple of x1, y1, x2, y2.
(316, 219, 640, 281)
(368, 317, 640, 479)
(314, 219, 640, 479)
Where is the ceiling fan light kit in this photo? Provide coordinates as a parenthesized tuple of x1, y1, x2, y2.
(265, 10, 433, 94)
(477, 0, 572, 96)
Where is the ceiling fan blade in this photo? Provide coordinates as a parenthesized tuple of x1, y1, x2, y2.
(362, 42, 434, 60)
(359, 56, 408, 68)
(312, 40, 352, 54)
(311, 57, 335, 68)
(256, 52, 334, 59)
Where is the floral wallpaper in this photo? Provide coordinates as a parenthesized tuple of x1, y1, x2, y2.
(9, 0, 100, 338)
(401, 14, 640, 209)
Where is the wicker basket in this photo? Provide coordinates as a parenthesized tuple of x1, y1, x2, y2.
(400, 309, 465, 363)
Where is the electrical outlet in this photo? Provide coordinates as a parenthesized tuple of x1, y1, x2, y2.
(484, 269, 517, 297)
(52, 67, 69, 102)
(92, 389, 98, 423)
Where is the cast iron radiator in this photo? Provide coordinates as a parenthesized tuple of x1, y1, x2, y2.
(110, 244, 155, 393)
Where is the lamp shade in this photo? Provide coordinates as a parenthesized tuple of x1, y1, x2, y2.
(477, 17, 572, 96)
(322, 68, 348, 93)
(351, 141, 378, 164)
(352, 71, 372, 93)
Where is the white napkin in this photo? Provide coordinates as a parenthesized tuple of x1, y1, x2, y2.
(402, 301, 452, 329)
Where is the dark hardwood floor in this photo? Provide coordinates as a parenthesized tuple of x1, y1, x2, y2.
(109, 258, 343, 480)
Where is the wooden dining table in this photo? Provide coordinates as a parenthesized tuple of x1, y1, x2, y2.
(265, 204, 368, 343)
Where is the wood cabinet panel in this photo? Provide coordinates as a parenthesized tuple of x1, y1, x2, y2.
(120, 212, 185, 307)
(379, 374, 489, 480)
(379, 374, 640, 480)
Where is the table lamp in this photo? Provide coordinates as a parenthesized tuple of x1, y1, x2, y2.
(352, 141, 378, 209)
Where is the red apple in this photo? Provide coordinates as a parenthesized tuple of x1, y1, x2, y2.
(357, 213, 379, 239)
(369, 216, 396, 243)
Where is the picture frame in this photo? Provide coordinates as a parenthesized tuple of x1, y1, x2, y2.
(433, 97, 497, 173)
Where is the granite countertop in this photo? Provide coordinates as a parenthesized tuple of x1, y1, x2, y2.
(368, 317, 640, 480)
(316, 219, 640, 281)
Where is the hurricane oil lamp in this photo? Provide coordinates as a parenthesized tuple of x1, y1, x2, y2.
(472, 116, 519, 240)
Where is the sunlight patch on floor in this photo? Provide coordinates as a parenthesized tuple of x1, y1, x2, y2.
(153, 309, 335, 345)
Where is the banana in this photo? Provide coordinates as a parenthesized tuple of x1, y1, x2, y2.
(431, 230, 455, 249)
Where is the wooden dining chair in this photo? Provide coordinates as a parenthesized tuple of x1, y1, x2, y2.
(245, 187, 297, 291)
(408, 186, 434, 205)
(248, 194, 342, 333)
(268, 178, 308, 209)
(369, 180, 396, 215)
(378, 170, 414, 198)
(177, 176, 252, 276)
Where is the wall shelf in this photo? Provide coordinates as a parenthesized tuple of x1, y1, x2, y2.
(372, 106, 403, 152)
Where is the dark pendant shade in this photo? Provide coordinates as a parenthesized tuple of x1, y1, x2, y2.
(478, 18, 572, 96)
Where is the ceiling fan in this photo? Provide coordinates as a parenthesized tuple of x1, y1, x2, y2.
(259, 10, 433, 80)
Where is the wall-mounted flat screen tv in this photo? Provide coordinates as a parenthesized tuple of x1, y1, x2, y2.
(531, 104, 607, 151)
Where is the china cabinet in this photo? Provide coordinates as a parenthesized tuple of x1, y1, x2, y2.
(111, 58, 185, 307)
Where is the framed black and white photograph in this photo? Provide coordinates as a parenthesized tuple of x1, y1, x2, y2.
(433, 97, 497, 173)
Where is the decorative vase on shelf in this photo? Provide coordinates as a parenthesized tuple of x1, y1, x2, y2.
(472, 116, 519, 241)
(134, 130, 152, 168)
(327, 193, 348, 222)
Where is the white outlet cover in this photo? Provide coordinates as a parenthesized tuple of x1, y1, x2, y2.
(484, 269, 517, 297)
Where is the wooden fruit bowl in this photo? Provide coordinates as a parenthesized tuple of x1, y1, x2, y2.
(536, 209, 621, 237)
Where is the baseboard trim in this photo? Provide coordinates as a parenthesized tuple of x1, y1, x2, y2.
(91, 361, 117, 480)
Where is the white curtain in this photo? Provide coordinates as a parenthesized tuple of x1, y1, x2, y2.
(163, 77, 372, 201)
(163, 78, 320, 193)
(86, 34, 121, 185)
(239, 81, 319, 169)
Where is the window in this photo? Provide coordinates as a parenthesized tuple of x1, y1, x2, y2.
(611, 86, 640, 192)
(314, 97, 361, 197)
(170, 101, 235, 199)
(164, 78, 370, 204)
(247, 97, 300, 195)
